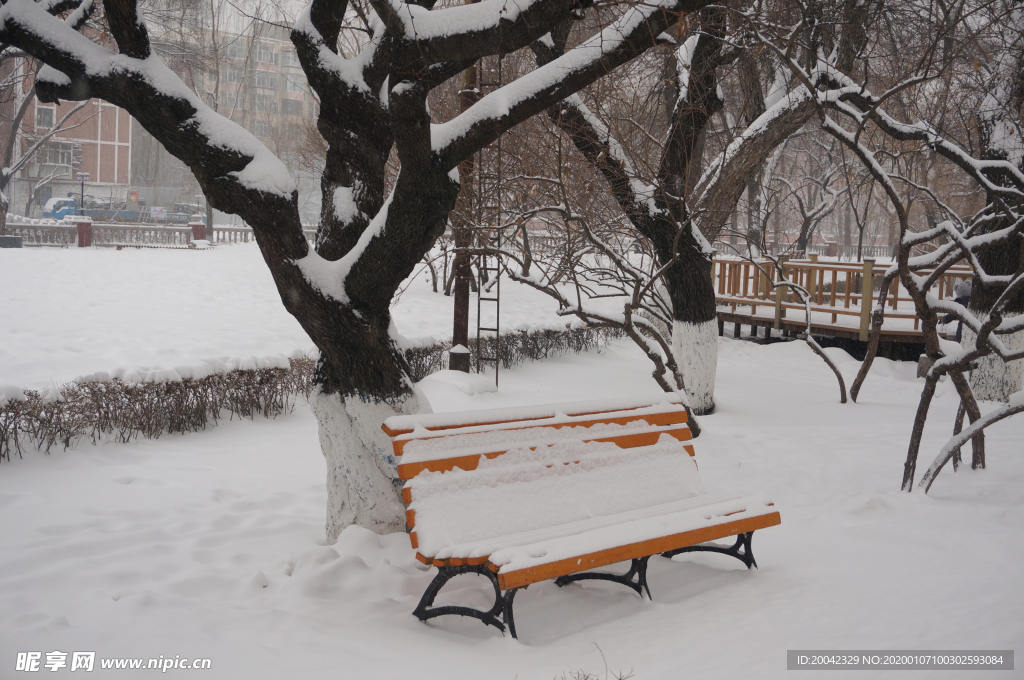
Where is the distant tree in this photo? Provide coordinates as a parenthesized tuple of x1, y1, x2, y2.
(505, 1, 872, 413)
(757, 0, 1023, 490)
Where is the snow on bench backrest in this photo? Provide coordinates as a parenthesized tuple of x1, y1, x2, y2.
(383, 395, 693, 480)
(381, 393, 687, 435)
(404, 434, 708, 565)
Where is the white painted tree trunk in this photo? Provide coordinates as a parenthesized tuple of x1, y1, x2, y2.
(310, 388, 428, 543)
(964, 328, 1024, 402)
(671, 319, 718, 414)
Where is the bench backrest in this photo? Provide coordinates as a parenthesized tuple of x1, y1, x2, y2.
(381, 395, 696, 549)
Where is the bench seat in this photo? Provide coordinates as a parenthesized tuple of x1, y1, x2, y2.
(423, 491, 778, 590)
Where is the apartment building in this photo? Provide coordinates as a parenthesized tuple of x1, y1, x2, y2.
(210, 26, 310, 140)
(130, 21, 315, 221)
(0, 21, 315, 220)
(0, 57, 133, 217)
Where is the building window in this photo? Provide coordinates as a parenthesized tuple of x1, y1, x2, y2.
(224, 41, 246, 59)
(284, 74, 305, 93)
(281, 98, 302, 116)
(254, 71, 279, 89)
(222, 67, 243, 84)
(41, 141, 73, 166)
(255, 43, 276, 65)
(252, 120, 273, 138)
(219, 90, 241, 111)
(251, 93, 277, 114)
(36, 106, 54, 129)
(281, 50, 299, 67)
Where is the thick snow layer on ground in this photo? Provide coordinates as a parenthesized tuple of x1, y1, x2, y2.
(0, 243, 569, 390)
(2, 243, 1023, 678)
(2, 337, 1022, 678)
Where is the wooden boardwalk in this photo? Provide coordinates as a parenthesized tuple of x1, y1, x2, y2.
(713, 256, 972, 345)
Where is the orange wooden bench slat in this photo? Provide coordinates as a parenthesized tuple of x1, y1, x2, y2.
(411, 510, 782, 588)
(399, 438, 697, 505)
(496, 510, 781, 590)
(381, 402, 687, 437)
(389, 409, 688, 457)
(395, 427, 694, 479)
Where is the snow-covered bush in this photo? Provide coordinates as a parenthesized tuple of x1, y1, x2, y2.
(403, 326, 623, 381)
(0, 357, 315, 461)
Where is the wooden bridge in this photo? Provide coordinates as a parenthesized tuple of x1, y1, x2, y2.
(713, 256, 972, 345)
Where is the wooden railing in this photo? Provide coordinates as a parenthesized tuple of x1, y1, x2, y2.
(7, 221, 193, 247)
(713, 256, 972, 340)
(209, 226, 254, 244)
(804, 243, 892, 259)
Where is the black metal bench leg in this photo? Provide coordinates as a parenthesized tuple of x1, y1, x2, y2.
(412, 565, 507, 634)
(503, 587, 522, 639)
(553, 556, 652, 599)
(661, 531, 758, 569)
(636, 555, 652, 599)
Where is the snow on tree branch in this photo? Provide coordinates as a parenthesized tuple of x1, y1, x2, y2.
(432, 0, 708, 170)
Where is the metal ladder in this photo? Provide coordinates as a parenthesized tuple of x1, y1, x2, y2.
(473, 52, 503, 388)
(475, 229, 501, 386)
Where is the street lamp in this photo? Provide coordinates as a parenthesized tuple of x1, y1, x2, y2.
(76, 172, 89, 216)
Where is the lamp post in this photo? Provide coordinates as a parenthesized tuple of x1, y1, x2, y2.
(76, 172, 89, 216)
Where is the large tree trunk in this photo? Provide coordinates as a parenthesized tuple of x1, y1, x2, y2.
(310, 313, 424, 539)
(671, 320, 718, 412)
(305, 168, 458, 538)
(533, 11, 724, 412)
(312, 387, 423, 540)
(969, 0, 1024, 401)
(967, 238, 1024, 401)
(663, 226, 718, 413)
(965, 329, 1024, 402)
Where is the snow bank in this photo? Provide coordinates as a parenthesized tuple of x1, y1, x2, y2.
(1, 334, 1022, 672)
(417, 370, 496, 396)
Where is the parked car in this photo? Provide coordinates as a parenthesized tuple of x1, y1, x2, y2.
(42, 197, 77, 220)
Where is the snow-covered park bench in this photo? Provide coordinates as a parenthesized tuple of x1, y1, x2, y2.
(381, 395, 781, 639)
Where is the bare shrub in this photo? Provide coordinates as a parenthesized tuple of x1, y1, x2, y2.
(0, 358, 316, 460)
(404, 326, 623, 382)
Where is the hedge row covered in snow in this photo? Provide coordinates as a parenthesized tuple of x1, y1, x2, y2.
(0, 355, 316, 462)
(0, 327, 621, 462)
(403, 326, 623, 381)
